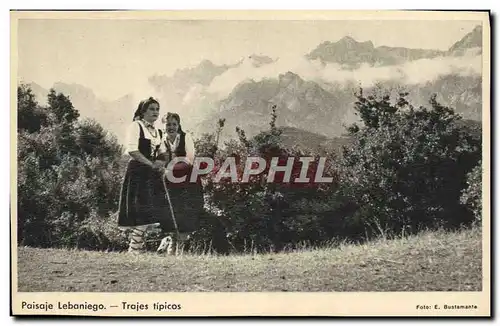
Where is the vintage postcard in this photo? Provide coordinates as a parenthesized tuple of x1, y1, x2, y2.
(10, 10, 491, 317)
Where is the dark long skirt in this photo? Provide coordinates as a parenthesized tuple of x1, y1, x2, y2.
(117, 160, 169, 227)
(118, 160, 204, 234)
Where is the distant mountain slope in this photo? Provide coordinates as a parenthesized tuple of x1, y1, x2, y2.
(147, 57, 277, 132)
(198, 72, 354, 143)
(408, 74, 482, 120)
(198, 69, 481, 146)
(306, 36, 445, 69)
(25, 82, 50, 106)
(305, 25, 482, 69)
(278, 126, 353, 156)
(448, 25, 482, 55)
(25, 82, 134, 142)
(149, 59, 234, 91)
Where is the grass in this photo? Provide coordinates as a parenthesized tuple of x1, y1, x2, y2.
(16, 227, 482, 292)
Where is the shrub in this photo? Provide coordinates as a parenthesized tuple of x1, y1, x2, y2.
(195, 108, 340, 252)
(460, 161, 482, 223)
(17, 84, 125, 249)
(339, 89, 482, 237)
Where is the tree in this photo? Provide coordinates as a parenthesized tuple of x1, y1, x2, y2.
(17, 84, 49, 133)
(47, 89, 80, 125)
(17, 85, 126, 249)
(340, 88, 481, 237)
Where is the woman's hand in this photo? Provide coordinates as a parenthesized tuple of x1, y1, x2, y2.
(152, 160, 165, 171)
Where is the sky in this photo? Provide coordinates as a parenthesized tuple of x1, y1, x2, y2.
(17, 19, 480, 101)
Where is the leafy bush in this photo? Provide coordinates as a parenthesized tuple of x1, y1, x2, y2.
(195, 108, 342, 252)
(339, 89, 482, 237)
(17, 84, 125, 249)
(460, 161, 482, 223)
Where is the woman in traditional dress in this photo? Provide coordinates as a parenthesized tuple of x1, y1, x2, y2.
(117, 97, 169, 253)
(156, 112, 205, 255)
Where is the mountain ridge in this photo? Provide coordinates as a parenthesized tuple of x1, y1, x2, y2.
(305, 25, 482, 68)
(448, 25, 482, 55)
(20, 25, 482, 147)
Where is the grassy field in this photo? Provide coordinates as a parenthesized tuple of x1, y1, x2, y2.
(17, 227, 482, 292)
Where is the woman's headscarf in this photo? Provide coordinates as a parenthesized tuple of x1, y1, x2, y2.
(132, 97, 160, 121)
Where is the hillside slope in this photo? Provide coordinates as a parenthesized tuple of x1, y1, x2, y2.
(17, 227, 482, 292)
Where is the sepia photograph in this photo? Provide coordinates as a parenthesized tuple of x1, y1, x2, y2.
(10, 10, 490, 316)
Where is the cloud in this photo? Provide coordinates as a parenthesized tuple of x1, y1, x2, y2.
(207, 54, 312, 97)
(206, 49, 482, 99)
(145, 48, 482, 138)
(182, 84, 206, 106)
(129, 78, 163, 107)
(399, 48, 481, 85)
